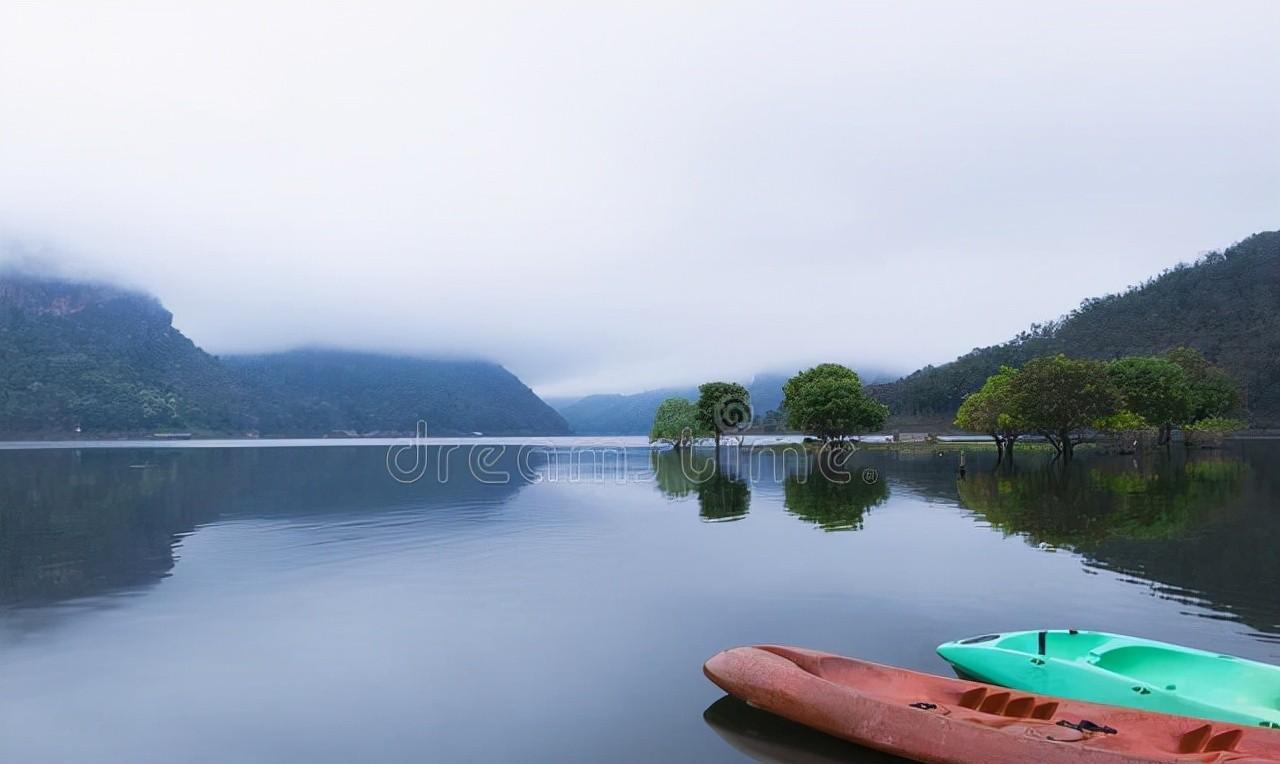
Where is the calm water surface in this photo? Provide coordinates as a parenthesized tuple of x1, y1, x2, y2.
(2, 441, 1279, 763)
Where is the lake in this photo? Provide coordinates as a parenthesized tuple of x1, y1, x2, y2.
(2, 439, 1279, 763)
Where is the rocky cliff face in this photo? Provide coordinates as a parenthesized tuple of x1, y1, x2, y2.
(0, 275, 168, 320)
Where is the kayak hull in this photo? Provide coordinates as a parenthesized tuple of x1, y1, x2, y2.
(937, 630, 1280, 729)
(704, 644, 1280, 764)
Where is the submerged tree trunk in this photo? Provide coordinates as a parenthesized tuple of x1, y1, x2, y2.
(1004, 435, 1018, 463)
(1061, 431, 1075, 463)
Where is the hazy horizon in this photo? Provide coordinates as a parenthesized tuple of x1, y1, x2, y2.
(3, 2, 1277, 397)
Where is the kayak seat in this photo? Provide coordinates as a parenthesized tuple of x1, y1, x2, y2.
(956, 686, 1057, 720)
(1178, 723, 1243, 754)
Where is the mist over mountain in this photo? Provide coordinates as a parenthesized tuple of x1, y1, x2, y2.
(872, 231, 1280, 426)
(5, 229, 1279, 437)
(0, 275, 568, 436)
(225, 350, 568, 436)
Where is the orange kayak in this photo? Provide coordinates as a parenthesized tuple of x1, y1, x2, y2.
(704, 645, 1280, 763)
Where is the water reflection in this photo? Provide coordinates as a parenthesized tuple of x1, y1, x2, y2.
(650, 451, 751, 521)
(5, 442, 1280, 763)
(703, 696, 908, 763)
(652, 448, 894, 527)
(950, 448, 1280, 636)
(956, 454, 1246, 547)
(0, 446, 536, 612)
(0, 449, 224, 606)
(697, 470, 752, 522)
(783, 459, 889, 532)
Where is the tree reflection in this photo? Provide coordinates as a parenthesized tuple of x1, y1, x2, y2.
(650, 449, 750, 522)
(697, 470, 751, 522)
(951, 450, 1280, 634)
(955, 454, 1246, 549)
(783, 452, 890, 532)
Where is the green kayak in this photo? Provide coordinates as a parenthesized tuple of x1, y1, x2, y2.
(937, 630, 1280, 729)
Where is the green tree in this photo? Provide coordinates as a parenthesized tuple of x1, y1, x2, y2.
(1106, 356, 1192, 445)
(1008, 355, 1119, 462)
(1165, 347, 1240, 423)
(954, 366, 1026, 462)
(648, 397, 705, 449)
(696, 381, 752, 456)
(782, 364, 887, 443)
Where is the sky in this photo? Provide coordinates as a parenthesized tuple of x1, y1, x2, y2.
(1, 2, 1278, 397)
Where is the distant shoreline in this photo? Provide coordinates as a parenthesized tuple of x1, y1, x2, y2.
(3, 432, 1276, 450)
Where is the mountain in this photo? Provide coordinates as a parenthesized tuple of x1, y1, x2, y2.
(225, 350, 569, 436)
(556, 386, 698, 435)
(0, 274, 248, 434)
(872, 230, 1280, 426)
(0, 274, 569, 437)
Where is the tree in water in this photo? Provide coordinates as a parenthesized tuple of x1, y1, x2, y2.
(954, 365, 1026, 463)
(782, 364, 887, 445)
(1165, 347, 1241, 424)
(696, 381, 752, 459)
(1007, 355, 1118, 463)
(1106, 356, 1192, 446)
(649, 397, 707, 450)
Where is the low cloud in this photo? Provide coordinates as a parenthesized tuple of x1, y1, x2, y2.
(2, 2, 1277, 396)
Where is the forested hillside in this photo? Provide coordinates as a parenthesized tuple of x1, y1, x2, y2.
(0, 275, 569, 436)
(872, 231, 1280, 426)
(0, 275, 248, 433)
(225, 350, 569, 436)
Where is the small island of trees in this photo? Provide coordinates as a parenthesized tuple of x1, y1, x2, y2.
(649, 364, 887, 450)
(649, 349, 1242, 463)
(954, 347, 1242, 463)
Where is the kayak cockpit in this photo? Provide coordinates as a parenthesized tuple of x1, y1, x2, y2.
(993, 630, 1112, 660)
(938, 629, 1280, 729)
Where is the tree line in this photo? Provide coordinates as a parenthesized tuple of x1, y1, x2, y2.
(954, 347, 1242, 463)
(649, 363, 887, 451)
(872, 231, 1280, 427)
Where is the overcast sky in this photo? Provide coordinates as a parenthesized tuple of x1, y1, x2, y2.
(1, 2, 1277, 397)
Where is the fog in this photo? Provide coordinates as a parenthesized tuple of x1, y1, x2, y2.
(1, 2, 1277, 396)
